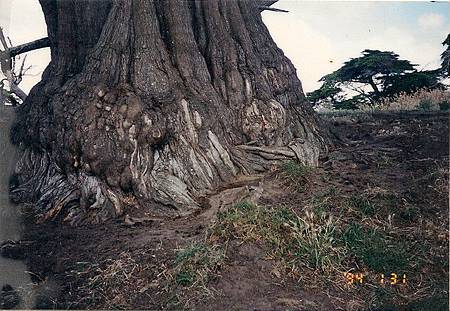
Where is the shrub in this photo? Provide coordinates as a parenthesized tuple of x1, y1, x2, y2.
(418, 98, 432, 111)
(370, 88, 450, 111)
(439, 101, 449, 111)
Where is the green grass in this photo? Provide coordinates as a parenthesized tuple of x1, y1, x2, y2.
(174, 243, 206, 265)
(211, 201, 343, 273)
(342, 223, 409, 272)
(171, 242, 225, 288)
(348, 194, 376, 217)
(172, 181, 445, 309)
(280, 161, 312, 192)
(175, 271, 194, 286)
(281, 160, 312, 178)
(346, 191, 417, 222)
(311, 188, 339, 217)
(212, 196, 411, 277)
(399, 205, 418, 221)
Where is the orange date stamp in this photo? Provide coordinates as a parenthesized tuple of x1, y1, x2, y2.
(344, 272, 407, 285)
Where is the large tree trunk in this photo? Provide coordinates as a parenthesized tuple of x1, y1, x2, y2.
(10, 0, 327, 224)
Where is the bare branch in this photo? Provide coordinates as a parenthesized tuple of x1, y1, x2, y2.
(0, 28, 46, 105)
(259, 0, 279, 6)
(16, 54, 28, 84)
(258, 6, 289, 13)
(0, 28, 12, 74)
(258, 1, 287, 12)
(1, 37, 50, 60)
(4, 70, 26, 101)
(0, 27, 8, 50)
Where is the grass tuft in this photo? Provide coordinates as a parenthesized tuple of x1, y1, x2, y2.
(211, 201, 343, 274)
(311, 188, 338, 216)
(171, 242, 225, 288)
(280, 161, 313, 192)
(73, 251, 155, 309)
(342, 223, 409, 272)
(348, 194, 375, 217)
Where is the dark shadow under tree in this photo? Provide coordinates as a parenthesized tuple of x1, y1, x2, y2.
(10, 0, 327, 223)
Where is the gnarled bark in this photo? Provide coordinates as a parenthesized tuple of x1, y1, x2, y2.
(11, 0, 328, 224)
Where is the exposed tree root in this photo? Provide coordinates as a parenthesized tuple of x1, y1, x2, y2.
(10, 0, 328, 223)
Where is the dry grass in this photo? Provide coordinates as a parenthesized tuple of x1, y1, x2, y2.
(71, 251, 157, 309)
(159, 241, 227, 309)
(70, 241, 226, 310)
(122, 194, 138, 207)
(367, 88, 450, 111)
(167, 242, 225, 289)
(202, 165, 448, 309)
(209, 200, 346, 279)
(65, 157, 448, 311)
(307, 186, 448, 310)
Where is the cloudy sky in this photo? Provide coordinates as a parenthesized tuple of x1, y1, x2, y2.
(0, 0, 448, 93)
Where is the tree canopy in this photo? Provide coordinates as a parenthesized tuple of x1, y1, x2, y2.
(321, 49, 416, 101)
(309, 48, 445, 110)
(306, 83, 342, 108)
(382, 70, 441, 97)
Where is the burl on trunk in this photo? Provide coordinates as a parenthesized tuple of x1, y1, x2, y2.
(10, 0, 327, 224)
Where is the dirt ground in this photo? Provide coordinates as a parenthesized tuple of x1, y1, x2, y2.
(20, 111, 448, 310)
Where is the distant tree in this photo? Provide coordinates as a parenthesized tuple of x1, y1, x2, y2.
(321, 49, 416, 103)
(307, 83, 370, 110)
(383, 70, 442, 97)
(441, 34, 449, 77)
(306, 83, 343, 107)
(332, 95, 368, 110)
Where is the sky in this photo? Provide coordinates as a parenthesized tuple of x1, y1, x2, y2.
(0, 0, 49, 92)
(263, 1, 449, 91)
(0, 0, 448, 93)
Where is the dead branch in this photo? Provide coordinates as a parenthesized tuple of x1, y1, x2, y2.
(4, 37, 50, 59)
(258, 6, 289, 13)
(0, 27, 45, 105)
(258, 1, 288, 13)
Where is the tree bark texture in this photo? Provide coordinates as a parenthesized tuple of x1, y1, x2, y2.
(10, 0, 328, 224)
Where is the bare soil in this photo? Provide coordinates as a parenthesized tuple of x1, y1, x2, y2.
(20, 111, 449, 310)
